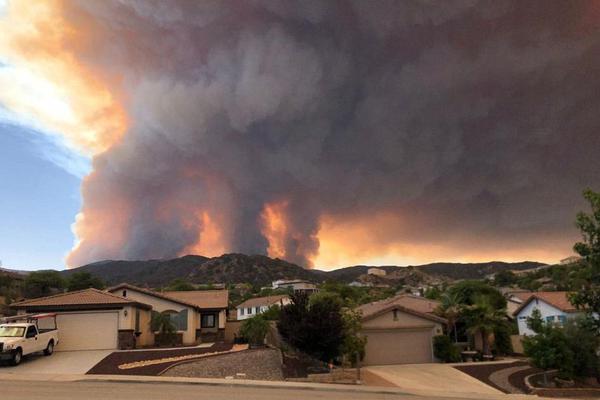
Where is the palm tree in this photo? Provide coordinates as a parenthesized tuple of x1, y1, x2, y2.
(463, 295, 506, 356)
(436, 292, 462, 343)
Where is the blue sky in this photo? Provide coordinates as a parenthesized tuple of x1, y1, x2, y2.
(0, 119, 87, 270)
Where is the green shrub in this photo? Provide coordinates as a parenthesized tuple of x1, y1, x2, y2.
(493, 322, 513, 355)
(240, 314, 269, 347)
(433, 335, 461, 362)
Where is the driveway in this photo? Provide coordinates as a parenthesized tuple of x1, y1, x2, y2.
(364, 363, 504, 398)
(0, 350, 113, 374)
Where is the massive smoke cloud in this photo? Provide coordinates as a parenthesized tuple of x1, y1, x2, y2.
(8, 0, 600, 268)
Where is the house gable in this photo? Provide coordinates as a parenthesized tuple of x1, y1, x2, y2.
(362, 306, 443, 332)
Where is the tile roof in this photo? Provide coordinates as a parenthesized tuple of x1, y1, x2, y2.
(236, 295, 289, 309)
(163, 290, 229, 309)
(107, 283, 228, 310)
(513, 291, 579, 316)
(10, 288, 151, 310)
(357, 294, 447, 324)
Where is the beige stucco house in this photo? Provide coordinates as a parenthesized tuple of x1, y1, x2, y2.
(358, 295, 446, 365)
(107, 283, 228, 344)
(10, 288, 154, 350)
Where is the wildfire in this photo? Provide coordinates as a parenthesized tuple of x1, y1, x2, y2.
(181, 211, 227, 258)
(260, 200, 289, 260)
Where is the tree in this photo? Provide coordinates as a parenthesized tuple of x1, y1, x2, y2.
(151, 311, 177, 346)
(493, 270, 517, 287)
(260, 304, 281, 321)
(66, 271, 105, 291)
(570, 189, 600, 330)
(523, 309, 573, 383)
(278, 291, 346, 362)
(239, 314, 269, 347)
(462, 295, 506, 356)
(339, 308, 367, 365)
(23, 271, 65, 298)
(447, 280, 506, 310)
(436, 292, 461, 343)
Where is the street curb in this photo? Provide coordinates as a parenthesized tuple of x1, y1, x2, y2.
(77, 375, 414, 396)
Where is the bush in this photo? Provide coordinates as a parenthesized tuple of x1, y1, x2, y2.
(261, 304, 281, 321)
(433, 335, 461, 362)
(493, 321, 514, 355)
(239, 314, 269, 347)
(278, 291, 345, 362)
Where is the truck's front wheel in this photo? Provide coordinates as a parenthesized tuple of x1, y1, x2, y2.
(44, 341, 54, 356)
(10, 349, 22, 366)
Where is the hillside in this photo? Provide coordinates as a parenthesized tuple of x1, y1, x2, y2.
(62, 254, 317, 287)
(416, 261, 546, 280)
(59, 254, 546, 288)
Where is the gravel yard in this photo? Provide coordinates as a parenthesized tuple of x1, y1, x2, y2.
(162, 348, 284, 381)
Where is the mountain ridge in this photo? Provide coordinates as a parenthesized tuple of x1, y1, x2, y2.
(56, 254, 546, 287)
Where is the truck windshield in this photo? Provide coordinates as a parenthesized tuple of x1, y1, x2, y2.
(0, 326, 26, 337)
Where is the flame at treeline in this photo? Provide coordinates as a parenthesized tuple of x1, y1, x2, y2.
(1, 0, 600, 269)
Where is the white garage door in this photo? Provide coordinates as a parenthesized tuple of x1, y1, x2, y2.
(56, 312, 118, 351)
(363, 328, 433, 365)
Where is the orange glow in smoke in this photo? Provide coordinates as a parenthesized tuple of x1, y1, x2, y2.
(260, 200, 290, 259)
(182, 212, 227, 258)
(312, 214, 570, 270)
(0, 0, 127, 155)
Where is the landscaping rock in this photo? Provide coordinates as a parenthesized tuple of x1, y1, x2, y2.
(162, 348, 284, 381)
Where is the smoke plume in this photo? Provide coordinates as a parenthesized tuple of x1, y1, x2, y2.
(2, 0, 600, 268)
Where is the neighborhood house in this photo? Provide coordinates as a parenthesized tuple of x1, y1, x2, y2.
(513, 291, 582, 336)
(107, 283, 229, 344)
(236, 295, 291, 320)
(10, 288, 154, 351)
(271, 279, 318, 293)
(358, 294, 446, 365)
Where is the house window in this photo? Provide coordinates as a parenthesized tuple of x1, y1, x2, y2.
(240, 308, 245, 316)
(546, 316, 555, 323)
(201, 314, 216, 328)
(393, 309, 399, 321)
(122, 289, 127, 297)
(152, 309, 188, 331)
(558, 315, 567, 324)
(247, 307, 252, 314)
(255, 306, 260, 314)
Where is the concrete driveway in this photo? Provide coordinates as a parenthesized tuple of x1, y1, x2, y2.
(364, 363, 505, 398)
(0, 350, 112, 374)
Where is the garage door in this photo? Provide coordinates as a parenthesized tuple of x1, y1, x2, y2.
(363, 328, 433, 365)
(56, 312, 118, 351)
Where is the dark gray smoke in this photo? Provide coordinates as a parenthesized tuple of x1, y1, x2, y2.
(67, 0, 600, 267)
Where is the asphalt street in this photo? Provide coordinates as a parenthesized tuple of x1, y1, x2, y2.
(0, 379, 479, 400)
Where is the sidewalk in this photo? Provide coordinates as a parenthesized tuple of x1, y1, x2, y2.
(0, 371, 548, 399)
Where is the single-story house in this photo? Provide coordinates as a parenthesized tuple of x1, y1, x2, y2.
(358, 294, 446, 365)
(10, 288, 153, 350)
(236, 295, 291, 320)
(271, 279, 318, 293)
(513, 291, 583, 336)
(107, 283, 228, 344)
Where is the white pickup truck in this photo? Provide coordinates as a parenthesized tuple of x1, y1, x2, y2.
(0, 314, 59, 366)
